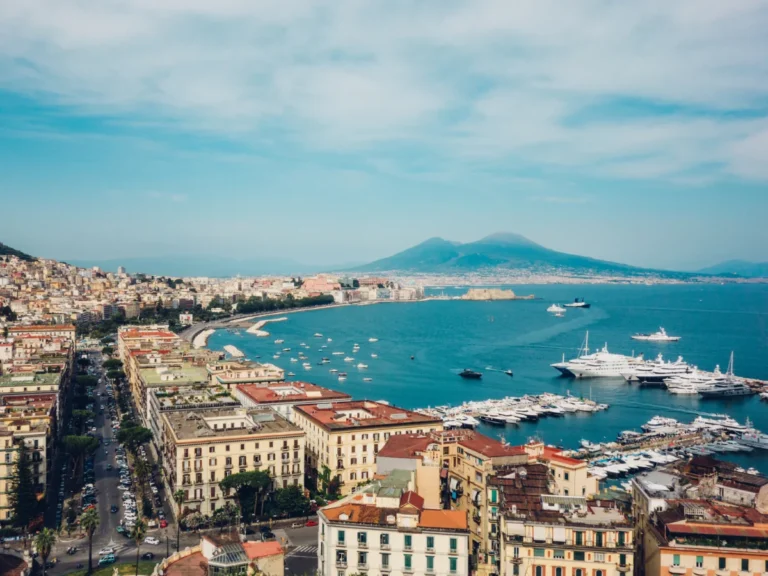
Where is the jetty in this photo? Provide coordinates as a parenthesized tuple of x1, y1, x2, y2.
(223, 344, 245, 358)
(246, 317, 288, 337)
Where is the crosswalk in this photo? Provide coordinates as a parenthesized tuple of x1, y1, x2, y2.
(288, 545, 318, 557)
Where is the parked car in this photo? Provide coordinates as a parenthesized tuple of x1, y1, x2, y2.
(99, 547, 115, 555)
(144, 536, 160, 545)
(110, 506, 119, 513)
(160, 519, 168, 528)
(305, 520, 318, 527)
(142, 552, 155, 560)
(98, 555, 116, 566)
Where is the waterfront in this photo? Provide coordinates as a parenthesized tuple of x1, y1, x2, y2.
(208, 283, 768, 472)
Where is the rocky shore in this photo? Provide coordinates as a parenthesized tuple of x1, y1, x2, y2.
(460, 288, 535, 301)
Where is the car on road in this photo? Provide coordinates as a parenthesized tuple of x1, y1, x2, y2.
(99, 547, 115, 555)
(144, 536, 160, 545)
(142, 553, 155, 560)
(260, 531, 276, 541)
(160, 519, 168, 528)
(111, 506, 119, 513)
(98, 555, 117, 566)
(305, 520, 318, 527)
(118, 485, 129, 491)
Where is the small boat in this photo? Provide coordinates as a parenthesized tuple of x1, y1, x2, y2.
(344, 357, 354, 362)
(363, 377, 373, 382)
(329, 369, 338, 373)
(290, 358, 298, 363)
(371, 354, 378, 358)
(338, 376, 347, 382)
(547, 304, 566, 314)
(564, 298, 591, 309)
(314, 333, 323, 338)
(631, 327, 680, 342)
(272, 354, 280, 359)
(504, 370, 514, 377)
(332, 352, 344, 356)
(275, 339, 284, 344)
(369, 338, 379, 343)
(287, 372, 295, 377)
(327, 338, 332, 342)
(459, 369, 482, 380)
(410, 355, 415, 360)
(282, 347, 291, 352)
(357, 363, 368, 369)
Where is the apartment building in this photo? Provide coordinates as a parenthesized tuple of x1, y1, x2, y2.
(134, 360, 209, 425)
(234, 381, 352, 422)
(293, 401, 443, 496)
(318, 475, 469, 576)
(207, 361, 285, 388)
(523, 441, 600, 498)
(494, 464, 634, 576)
(161, 407, 305, 518)
(8, 324, 76, 344)
(0, 372, 61, 394)
(0, 418, 51, 522)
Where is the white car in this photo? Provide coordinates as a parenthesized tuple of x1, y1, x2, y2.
(99, 547, 115, 555)
(144, 537, 160, 546)
(117, 485, 129, 491)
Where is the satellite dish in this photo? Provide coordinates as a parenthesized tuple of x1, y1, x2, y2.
(518, 467, 528, 478)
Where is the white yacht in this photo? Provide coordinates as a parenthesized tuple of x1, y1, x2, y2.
(631, 327, 681, 342)
(567, 345, 647, 378)
(641, 416, 679, 432)
(368, 338, 379, 343)
(632, 356, 692, 386)
(692, 414, 747, 432)
(547, 304, 566, 314)
(698, 353, 753, 398)
(665, 366, 722, 394)
(738, 425, 768, 450)
(357, 363, 368, 369)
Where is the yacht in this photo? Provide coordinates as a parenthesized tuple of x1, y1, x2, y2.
(641, 416, 679, 432)
(738, 428, 768, 450)
(563, 298, 591, 308)
(371, 353, 378, 358)
(344, 357, 354, 362)
(363, 377, 373, 382)
(547, 304, 566, 314)
(274, 339, 284, 344)
(665, 367, 721, 394)
(631, 327, 681, 342)
(692, 414, 747, 432)
(368, 338, 379, 342)
(567, 345, 646, 378)
(632, 356, 692, 386)
(459, 369, 483, 380)
(314, 333, 323, 338)
(479, 413, 506, 426)
(332, 352, 345, 356)
(357, 363, 368, 369)
(698, 353, 753, 398)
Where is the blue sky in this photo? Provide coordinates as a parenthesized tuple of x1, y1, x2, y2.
(1, 0, 768, 271)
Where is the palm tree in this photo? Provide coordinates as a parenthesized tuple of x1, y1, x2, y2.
(131, 519, 147, 576)
(35, 528, 56, 576)
(80, 508, 100, 575)
(173, 489, 185, 551)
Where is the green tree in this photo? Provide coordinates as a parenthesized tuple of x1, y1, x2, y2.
(72, 410, 95, 434)
(318, 465, 332, 495)
(272, 485, 310, 518)
(9, 441, 38, 538)
(107, 369, 125, 381)
(63, 436, 99, 487)
(218, 470, 271, 523)
(103, 358, 123, 370)
(101, 346, 114, 355)
(35, 528, 56, 576)
(131, 519, 147, 576)
(117, 426, 153, 454)
(173, 489, 186, 551)
(77, 356, 90, 369)
(81, 508, 100, 575)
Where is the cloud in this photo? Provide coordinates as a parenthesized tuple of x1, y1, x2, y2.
(0, 1, 767, 180)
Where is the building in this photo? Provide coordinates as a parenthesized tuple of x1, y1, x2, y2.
(117, 266, 126, 275)
(179, 313, 193, 326)
(293, 401, 443, 496)
(154, 532, 284, 576)
(8, 324, 76, 343)
(642, 499, 768, 576)
(494, 464, 634, 576)
(135, 360, 209, 425)
(524, 441, 600, 498)
(160, 407, 305, 518)
(208, 361, 285, 387)
(234, 381, 352, 422)
(318, 475, 470, 576)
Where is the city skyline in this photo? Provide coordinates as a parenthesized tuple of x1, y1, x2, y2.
(2, 1, 768, 270)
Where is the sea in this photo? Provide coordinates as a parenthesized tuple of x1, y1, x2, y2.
(207, 283, 768, 473)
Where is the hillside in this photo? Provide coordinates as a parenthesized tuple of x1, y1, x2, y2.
(0, 242, 35, 262)
(353, 232, 682, 277)
(698, 260, 768, 278)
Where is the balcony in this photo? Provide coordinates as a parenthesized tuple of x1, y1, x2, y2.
(426, 568, 435, 574)
(692, 568, 706, 576)
(617, 564, 631, 573)
(358, 541, 368, 549)
(404, 545, 412, 552)
(426, 547, 435, 553)
(449, 549, 459, 556)
(668, 567, 686, 575)
(337, 541, 346, 548)
(357, 564, 368, 571)
(336, 561, 347, 569)
(380, 543, 390, 550)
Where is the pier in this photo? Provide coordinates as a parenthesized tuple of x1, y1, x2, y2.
(223, 344, 245, 358)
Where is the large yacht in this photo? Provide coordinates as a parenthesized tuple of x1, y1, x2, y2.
(552, 332, 644, 378)
(692, 414, 747, 432)
(631, 327, 681, 342)
(630, 356, 692, 386)
(665, 366, 723, 394)
(698, 353, 754, 398)
(738, 421, 768, 450)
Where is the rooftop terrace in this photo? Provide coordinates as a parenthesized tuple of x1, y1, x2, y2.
(140, 363, 209, 387)
(164, 407, 302, 441)
(295, 401, 442, 431)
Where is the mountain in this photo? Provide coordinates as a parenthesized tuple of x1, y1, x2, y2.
(698, 260, 768, 278)
(67, 255, 351, 278)
(0, 242, 35, 262)
(353, 232, 677, 276)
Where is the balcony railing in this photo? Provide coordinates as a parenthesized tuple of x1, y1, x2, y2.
(358, 541, 368, 548)
(617, 564, 631, 573)
(380, 543, 390, 550)
(336, 561, 347, 569)
(337, 541, 346, 548)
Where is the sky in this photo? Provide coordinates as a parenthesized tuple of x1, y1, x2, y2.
(1, 1, 768, 271)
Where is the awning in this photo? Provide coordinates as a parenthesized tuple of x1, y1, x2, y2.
(450, 478, 458, 490)
(471, 489, 480, 502)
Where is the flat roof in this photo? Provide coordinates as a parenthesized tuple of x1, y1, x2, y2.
(151, 386, 239, 409)
(294, 401, 442, 431)
(164, 407, 302, 441)
(323, 503, 468, 532)
(0, 372, 61, 388)
(236, 382, 351, 404)
(139, 363, 209, 386)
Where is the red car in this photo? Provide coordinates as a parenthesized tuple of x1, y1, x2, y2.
(159, 520, 168, 528)
(305, 520, 318, 527)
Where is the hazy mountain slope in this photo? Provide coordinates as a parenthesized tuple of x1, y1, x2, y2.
(698, 260, 768, 278)
(0, 242, 35, 261)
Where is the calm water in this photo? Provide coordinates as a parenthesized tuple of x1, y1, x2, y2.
(208, 284, 768, 472)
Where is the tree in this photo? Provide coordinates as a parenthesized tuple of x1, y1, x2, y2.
(131, 519, 147, 576)
(318, 465, 332, 495)
(81, 508, 100, 575)
(9, 442, 38, 537)
(103, 358, 123, 370)
(107, 369, 125, 381)
(219, 470, 271, 523)
(101, 346, 114, 355)
(63, 436, 99, 486)
(117, 426, 153, 454)
(77, 357, 90, 369)
(174, 489, 186, 551)
(72, 410, 95, 434)
(272, 485, 310, 518)
(35, 528, 56, 576)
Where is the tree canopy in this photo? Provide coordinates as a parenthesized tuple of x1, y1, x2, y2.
(117, 425, 153, 453)
(219, 470, 271, 522)
(102, 358, 123, 370)
(9, 442, 39, 532)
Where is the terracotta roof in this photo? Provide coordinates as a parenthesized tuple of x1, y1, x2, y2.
(666, 523, 768, 539)
(295, 401, 442, 431)
(377, 434, 433, 459)
(458, 434, 527, 458)
(242, 541, 284, 559)
(236, 382, 351, 404)
(419, 510, 468, 530)
(9, 325, 75, 332)
(163, 551, 207, 576)
(537, 446, 583, 466)
(400, 491, 424, 511)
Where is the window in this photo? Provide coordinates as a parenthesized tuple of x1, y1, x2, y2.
(575, 531, 583, 545)
(564, 472, 569, 480)
(358, 552, 367, 567)
(225, 457, 232, 466)
(380, 533, 390, 546)
(594, 553, 605, 562)
(673, 555, 680, 567)
(513, 547, 519, 558)
(573, 552, 585, 562)
(574, 571, 583, 576)
(512, 566, 519, 576)
(209, 446, 215, 453)
(381, 553, 389, 568)
(535, 567, 542, 576)
(239, 456, 246, 466)
(554, 550, 565, 559)
(269, 441, 273, 448)
(225, 445, 230, 452)
(618, 531, 626, 546)
(595, 572, 603, 576)
(449, 538, 457, 553)
(595, 532, 603, 547)
(533, 549, 545, 558)
(427, 536, 434, 551)
(490, 489, 497, 503)
(718, 558, 726, 570)
(741, 559, 749, 572)
(695, 556, 703, 568)
(338, 530, 345, 545)
(555, 568, 563, 576)
(427, 556, 434, 572)
(357, 532, 367, 546)
(450, 557, 457, 574)
(255, 442, 260, 449)
(404, 535, 412, 550)
(404, 554, 412, 571)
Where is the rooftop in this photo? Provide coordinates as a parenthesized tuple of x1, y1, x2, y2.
(140, 363, 209, 387)
(322, 501, 468, 532)
(0, 372, 61, 388)
(294, 401, 442, 431)
(236, 381, 351, 404)
(163, 407, 302, 441)
(653, 500, 768, 545)
(151, 386, 239, 410)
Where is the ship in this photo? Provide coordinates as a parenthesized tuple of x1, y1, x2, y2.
(459, 369, 483, 380)
(631, 327, 681, 342)
(563, 298, 591, 308)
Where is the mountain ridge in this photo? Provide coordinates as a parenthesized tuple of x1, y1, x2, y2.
(0, 242, 36, 262)
(698, 259, 768, 278)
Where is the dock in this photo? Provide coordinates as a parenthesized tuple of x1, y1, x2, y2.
(223, 344, 245, 358)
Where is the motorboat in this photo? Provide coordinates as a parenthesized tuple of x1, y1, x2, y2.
(357, 363, 368, 369)
(479, 413, 506, 425)
(631, 327, 681, 342)
(459, 369, 483, 380)
(368, 338, 379, 342)
(363, 377, 373, 382)
(641, 416, 679, 432)
(371, 354, 378, 358)
(547, 304, 566, 314)
(275, 339, 284, 344)
(344, 357, 354, 362)
(314, 333, 323, 337)
(563, 298, 591, 308)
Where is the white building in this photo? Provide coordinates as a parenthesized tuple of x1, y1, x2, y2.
(318, 480, 469, 576)
(179, 312, 194, 326)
